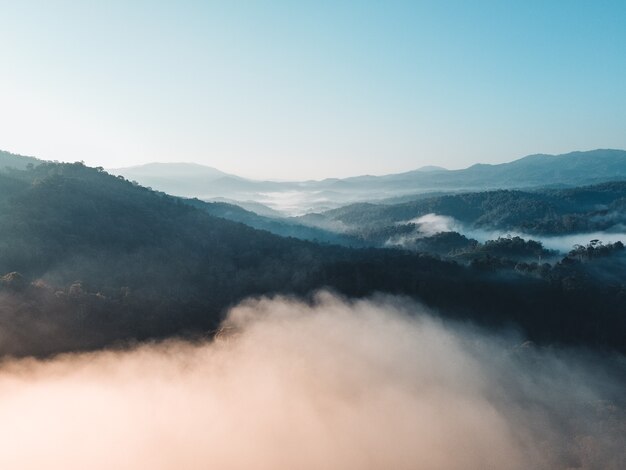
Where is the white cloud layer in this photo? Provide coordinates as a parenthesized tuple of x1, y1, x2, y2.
(0, 292, 623, 469)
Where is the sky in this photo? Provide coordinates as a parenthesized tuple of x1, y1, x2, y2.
(1, 1, 625, 180)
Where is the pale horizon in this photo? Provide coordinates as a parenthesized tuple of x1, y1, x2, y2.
(3, 146, 623, 182)
(1, 2, 625, 180)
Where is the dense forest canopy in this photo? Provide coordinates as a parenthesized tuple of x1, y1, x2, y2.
(0, 159, 624, 357)
(296, 182, 626, 245)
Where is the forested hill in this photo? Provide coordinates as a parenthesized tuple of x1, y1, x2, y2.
(110, 149, 626, 203)
(184, 198, 363, 247)
(0, 162, 453, 355)
(0, 150, 41, 170)
(0, 161, 624, 357)
(301, 181, 626, 237)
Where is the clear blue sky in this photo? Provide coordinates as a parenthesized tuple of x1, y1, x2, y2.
(1, 1, 625, 179)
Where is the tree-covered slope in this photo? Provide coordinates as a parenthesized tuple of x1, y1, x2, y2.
(302, 181, 626, 238)
(184, 199, 363, 247)
(0, 150, 41, 170)
(0, 161, 624, 357)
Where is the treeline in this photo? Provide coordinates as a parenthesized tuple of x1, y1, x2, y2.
(0, 162, 624, 356)
(299, 181, 626, 238)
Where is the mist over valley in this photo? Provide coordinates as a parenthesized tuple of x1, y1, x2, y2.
(1, 293, 623, 469)
(111, 149, 626, 215)
(1, 145, 625, 469)
(2, 1, 626, 466)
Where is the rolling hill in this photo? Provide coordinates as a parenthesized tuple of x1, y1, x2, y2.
(305, 181, 626, 231)
(0, 149, 41, 170)
(0, 154, 624, 357)
(110, 149, 626, 214)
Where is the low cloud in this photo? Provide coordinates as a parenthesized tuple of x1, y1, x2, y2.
(387, 213, 461, 247)
(389, 213, 626, 252)
(0, 292, 623, 469)
(406, 213, 460, 236)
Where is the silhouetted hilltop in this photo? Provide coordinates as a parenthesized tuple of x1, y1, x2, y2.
(0, 150, 41, 170)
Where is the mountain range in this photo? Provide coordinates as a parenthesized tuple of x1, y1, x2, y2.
(110, 149, 626, 214)
(0, 153, 625, 357)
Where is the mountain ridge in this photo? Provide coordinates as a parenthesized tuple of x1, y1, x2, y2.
(109, 149, 625, 183)
(3, 149, 626, 214)
(0, 159, 624, 357)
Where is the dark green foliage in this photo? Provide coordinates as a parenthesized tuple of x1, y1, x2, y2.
(0, 161, 624, 357)
(304, 182, 626, 239)
(397, 231, 479, 256)
(462, 236, 558, 262)
(568, 240, 625, 261)
(0, 150, 40, 171)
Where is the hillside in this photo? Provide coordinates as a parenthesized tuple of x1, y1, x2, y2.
(0, 159, 624, 357)
(185, 199, 363, 246)
(0, 162, 458, 355)
(300, 181, 626, 239)
(0, 150, 41, 170)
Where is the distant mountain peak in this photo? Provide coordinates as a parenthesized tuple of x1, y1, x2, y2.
(415, 165, 448, 172)
(110, 162, 232, 179)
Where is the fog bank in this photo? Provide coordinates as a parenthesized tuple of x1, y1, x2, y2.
(392, 213, 626, 252)
(0, 293, 623, 469)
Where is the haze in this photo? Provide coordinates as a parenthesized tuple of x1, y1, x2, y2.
(0, 293, 622, 469)
(2, 1, 626, 179)
(2, 1, 626, 468)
